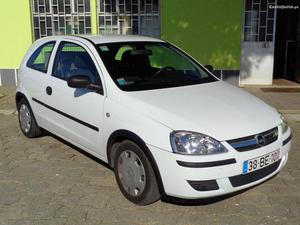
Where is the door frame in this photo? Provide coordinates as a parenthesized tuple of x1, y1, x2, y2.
(240, 0, 278, 86)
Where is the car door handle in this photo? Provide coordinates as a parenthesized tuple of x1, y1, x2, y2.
(46, 86, 52, 95)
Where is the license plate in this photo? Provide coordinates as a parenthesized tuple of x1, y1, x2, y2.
(243, 150, 280, 174)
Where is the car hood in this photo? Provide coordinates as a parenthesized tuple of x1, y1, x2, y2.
(120, 81, 281, 141)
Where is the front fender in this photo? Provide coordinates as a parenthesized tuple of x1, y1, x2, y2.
(103, 98, 173, 161)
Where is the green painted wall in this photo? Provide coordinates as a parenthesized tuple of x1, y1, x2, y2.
(161, 0, 244, 69)
(91, 0, 99, 35)
(0, 0, 33, 68)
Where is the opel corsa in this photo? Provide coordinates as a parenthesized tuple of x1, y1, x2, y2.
(16, 35, 292, 205)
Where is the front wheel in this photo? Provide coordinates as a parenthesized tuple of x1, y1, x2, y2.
(113, 140, 160, 205)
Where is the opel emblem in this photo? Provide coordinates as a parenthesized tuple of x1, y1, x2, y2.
(255, 135, 265, 146)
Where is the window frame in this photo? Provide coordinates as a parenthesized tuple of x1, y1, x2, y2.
(26, 41, 56, 73)
(51, 40, 102, 86)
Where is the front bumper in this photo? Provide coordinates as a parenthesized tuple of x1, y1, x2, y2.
(149, 128, 292, 199)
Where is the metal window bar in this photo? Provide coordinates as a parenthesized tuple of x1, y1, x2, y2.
(243, 0, 277, 42)
(31, 0, 92, 40)
(98, 0, 160, 37)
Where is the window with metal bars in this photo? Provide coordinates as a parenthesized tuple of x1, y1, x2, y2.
(31, 0, 92, 40)
(243, 0, 276, 42)
(98, 0, 160, 38)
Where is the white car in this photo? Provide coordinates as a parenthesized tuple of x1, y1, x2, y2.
(16, 35, 292, 205)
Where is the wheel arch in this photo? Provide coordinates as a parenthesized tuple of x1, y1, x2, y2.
(107, 129, 166, 196)
(15, 92, 28, 107)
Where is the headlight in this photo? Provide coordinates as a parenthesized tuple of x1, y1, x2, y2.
(170, 131, 228, 155)
(280, 113, 288, 134)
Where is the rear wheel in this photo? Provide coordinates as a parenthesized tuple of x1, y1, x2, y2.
(113, 140, 160, 205)
(17, 98, 42, 138)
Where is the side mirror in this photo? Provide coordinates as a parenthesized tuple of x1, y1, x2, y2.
(204, 65, 214, 73)
(67, 75, 103, 94)
(67, 75, 91, 88)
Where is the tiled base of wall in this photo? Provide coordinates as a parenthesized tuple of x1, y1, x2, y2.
(0, 68, 240, 87)
(0, 69, 18, 86)
(214, 69, 240, 86)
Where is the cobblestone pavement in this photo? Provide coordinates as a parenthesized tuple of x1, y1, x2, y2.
(0, 86, 15, 112)
(0, 87, 300, 225)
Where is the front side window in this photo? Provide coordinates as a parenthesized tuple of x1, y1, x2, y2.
(97, 42, 217, 91)
(52, 42, 100, 83)
(27, 41, 55, 73)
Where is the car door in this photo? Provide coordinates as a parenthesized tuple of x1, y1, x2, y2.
(23, 41, 57, 129)
(40, 40, 105, 157)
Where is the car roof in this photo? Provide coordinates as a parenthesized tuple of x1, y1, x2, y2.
(84, 35, 165, 44)
(38, 35, 165, 45)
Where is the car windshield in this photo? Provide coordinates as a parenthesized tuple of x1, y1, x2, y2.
(97, 42, 218, 91)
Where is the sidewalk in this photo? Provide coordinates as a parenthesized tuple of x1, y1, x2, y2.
(244, 86, 300, 121)
(0, 85, 300, 120)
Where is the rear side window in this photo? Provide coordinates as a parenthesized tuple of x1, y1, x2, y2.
(52, 42, 100, 84)
(26, 41, 55, 73)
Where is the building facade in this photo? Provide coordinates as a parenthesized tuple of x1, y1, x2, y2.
(0, 0, 299, 86)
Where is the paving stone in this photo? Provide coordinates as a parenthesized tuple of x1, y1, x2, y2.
(0, 192, 23, 205)
(0, 219, 32, 225)
(0, 205, 29, 220)
(210, 215, 248, 225)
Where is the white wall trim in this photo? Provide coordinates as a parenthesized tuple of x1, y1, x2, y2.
(14, 68, 18, 86)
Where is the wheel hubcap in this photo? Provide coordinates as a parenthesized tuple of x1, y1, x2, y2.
(117, 150, 146, 197)
(19, 104, 31, 133)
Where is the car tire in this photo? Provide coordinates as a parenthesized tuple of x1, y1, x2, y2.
(17, 98, 42, 138)
(113, 140, 161, 205)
